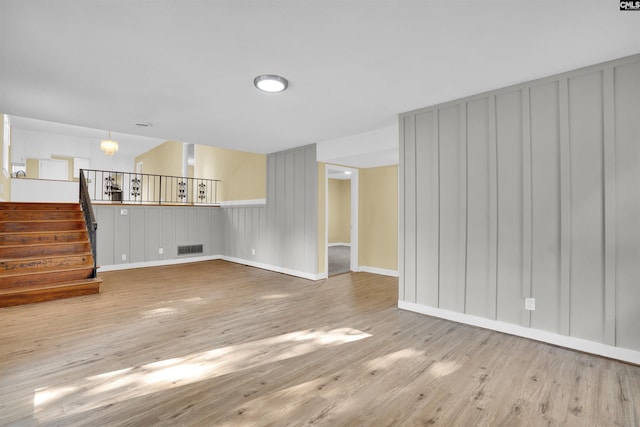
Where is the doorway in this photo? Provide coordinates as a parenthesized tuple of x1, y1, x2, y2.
(325, 165, 358, 276)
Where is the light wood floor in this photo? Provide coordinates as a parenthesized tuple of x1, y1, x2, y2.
(1, 260, 638, 426)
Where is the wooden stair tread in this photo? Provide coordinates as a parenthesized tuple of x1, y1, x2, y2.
(0, 265, 94, 280)
(0, 241, 91, 251)
(0, 278, 102, 296)
(0, 202, 80, 210)
(0, 252, 93, 263)
(0, 253, 93, 275)
(0, 219, 85, 224)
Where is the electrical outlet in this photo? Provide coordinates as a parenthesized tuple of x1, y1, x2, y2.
(121, 254, 127, 261)
(158, 248, 164, 255)
(525, 297, 536, 311)
(251, 248, 256, 255)
(120, 209, 128, 216)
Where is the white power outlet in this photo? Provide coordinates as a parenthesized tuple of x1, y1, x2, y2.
(158, 248, 164, 255)
(251, 248, 256, 255)
(525, 297, 536, 311)
(121, 254, 127, 261)
(120, 209, 128, 216)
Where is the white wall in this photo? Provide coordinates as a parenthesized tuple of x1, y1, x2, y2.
(317, 124, 398, 168)
(11, 178, 77, 202)
(12, 127, 137, 172)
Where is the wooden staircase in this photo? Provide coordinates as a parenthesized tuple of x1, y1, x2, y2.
(0, 202, 102, 307)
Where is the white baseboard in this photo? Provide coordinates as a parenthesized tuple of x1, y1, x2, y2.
(398, 300, 640, 365)
(219, 199, 266, 207)
(358, 266, 399, 277)
(98, 255, 223, 272)
(98, 254, 325, 281)
(222, 256, 325, 281)
(328, 242, 351, 247)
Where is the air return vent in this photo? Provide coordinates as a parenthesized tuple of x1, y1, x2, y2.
(177, 244, 203, 255)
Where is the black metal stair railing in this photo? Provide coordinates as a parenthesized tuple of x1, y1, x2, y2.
(80, 169, 220, 206)
(79, 169, 98, 278)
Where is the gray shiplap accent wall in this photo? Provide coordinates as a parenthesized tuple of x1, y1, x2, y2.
(399, 54, 640, 352)
(223, 144, 318, 275)
(95, 205, 225, 266)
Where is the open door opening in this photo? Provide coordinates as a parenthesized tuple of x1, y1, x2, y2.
(325, 165, 358, 277)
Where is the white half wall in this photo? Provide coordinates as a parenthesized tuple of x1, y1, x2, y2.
(11, 178, 77, 202)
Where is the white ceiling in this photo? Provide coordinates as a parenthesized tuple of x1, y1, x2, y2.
(1, 1, 638, 156)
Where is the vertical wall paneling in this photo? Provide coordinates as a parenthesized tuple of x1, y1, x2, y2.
(521, 88, 533, 306)
(145, 208, 161, 261)
(487, 96, 498, 320)
(530, 81, 562, 334)
(96, 206, 115, 266)
(398, 118, 406, 301)
(415, 111, 439, 306)
(568, 71, 606, 343)
(465, 98, 493, 318)
(130, 207, 146, 263)
(293, 148, 305, 271)
(162, 207, 175, 258)
(602, 66, 616, 346)
(614, 61, 640, 351)
(114, 206, 131, 264)
(218, 144, 318, 277)
(495, 90, 526, 326)
(399, 54, 640, 358)
(303, 145, 316, 271)
(404, 115, 417, 303)
(438, 104, 466, 312)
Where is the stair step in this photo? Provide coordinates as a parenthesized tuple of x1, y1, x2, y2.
(0, 278, 102, 307)
(0, 202, 100, 308)
(0, 241, 91, 259)
(0, 202, 80, 211)
(0, 220, 86, 233)
(0, 230, 88, 245)
(0, 210, 84, 221)
(0, 266, 95, 289)
(0, 253, 93, 274)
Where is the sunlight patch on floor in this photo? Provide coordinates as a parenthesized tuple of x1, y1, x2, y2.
(366, 348, 423, 371)
(32, 327, 371, 422)
(428, 360, 461, 377)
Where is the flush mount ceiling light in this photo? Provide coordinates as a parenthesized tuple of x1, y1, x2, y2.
(100, 131, 119, 156)
(254, 74, 288, 93)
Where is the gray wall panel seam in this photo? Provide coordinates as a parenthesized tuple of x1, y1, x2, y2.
(603, 65, 617, 346)
(559, 77, 572, 336)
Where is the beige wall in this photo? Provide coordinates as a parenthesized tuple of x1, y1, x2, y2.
(328, 178, 351, 244)
(0, 115, 10, 201)
(25, 158, 39, 179)
(134, 140, 183, 177)
(359, 165, 398, 271)
(194, 145, 266, 202)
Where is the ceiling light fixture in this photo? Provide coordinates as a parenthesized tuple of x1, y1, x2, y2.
(344, 171, 352, 175)
(254, 74, 288, 93)
(100, 131, 119, 156)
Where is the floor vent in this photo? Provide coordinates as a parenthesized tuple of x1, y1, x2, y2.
(177, 244, 203, 255)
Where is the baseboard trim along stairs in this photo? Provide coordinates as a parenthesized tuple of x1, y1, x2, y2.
(0, 202, 102, 307)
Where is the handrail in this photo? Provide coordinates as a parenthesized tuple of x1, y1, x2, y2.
(79, 169, 98, 278)
(81, 169, 220, 206)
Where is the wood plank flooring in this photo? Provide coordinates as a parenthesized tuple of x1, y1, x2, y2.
(0, 260, 638, 426)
